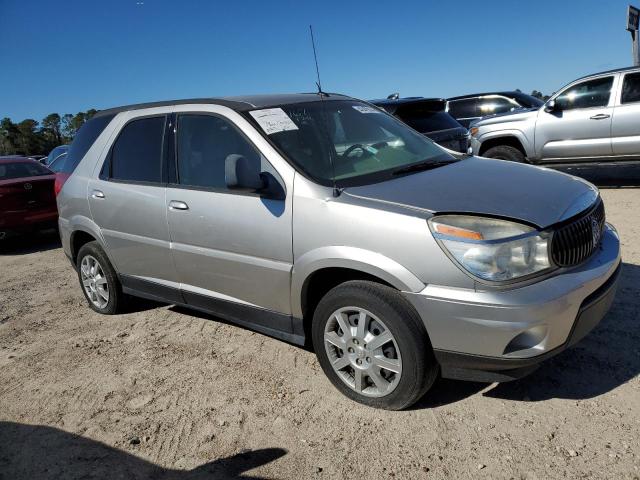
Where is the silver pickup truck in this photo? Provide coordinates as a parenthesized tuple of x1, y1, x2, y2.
(470, 67, 640, 167)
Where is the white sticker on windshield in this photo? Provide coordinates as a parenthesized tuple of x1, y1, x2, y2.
(352, 105, 380, 114)
(249, 108, 299, 135)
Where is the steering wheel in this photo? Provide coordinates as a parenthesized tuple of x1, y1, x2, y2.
(342, 143, 367, 158)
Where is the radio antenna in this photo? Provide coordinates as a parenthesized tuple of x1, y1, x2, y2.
(309, 25, 324, 95)
(309, 25, 339, 196)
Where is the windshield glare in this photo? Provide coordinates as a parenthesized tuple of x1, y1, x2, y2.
(250, 100, 453, 186)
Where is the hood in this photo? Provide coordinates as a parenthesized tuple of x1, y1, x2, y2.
(343, 157, 598, 228)
(472, 108, 537, 127)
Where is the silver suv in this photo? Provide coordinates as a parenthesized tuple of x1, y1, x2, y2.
(470, 67, 640, 166)
(58, 94, 621, 410)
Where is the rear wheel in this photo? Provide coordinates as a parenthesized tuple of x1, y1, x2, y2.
(483, 145, 526, 162)
(76, 241, 125, 315)
(312, 280, 438, 410)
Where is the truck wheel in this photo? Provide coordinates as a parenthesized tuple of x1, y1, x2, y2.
(311, 280, 438, 410)
(483, 145, 526, 162)
(76, 241, 125, 315)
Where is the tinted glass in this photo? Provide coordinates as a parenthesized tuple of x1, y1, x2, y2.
(0, 162, 51, 180)
(478, 96, 519, 115)
(176, 114, 268, 189)
(555, 77, 613, 110)
(61, 114, 115, 174)
(400, 111, 462, 132)
(512, 93, 545, 108)
(621, 72, 640, 104)
(447, 99, 478, 118)
(45, 145, 68, 165)
(110, 116, 165, 183)
(250, 100, 452, 187)
(48, 153, 67, 172)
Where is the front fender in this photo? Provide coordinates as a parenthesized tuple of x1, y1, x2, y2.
(290, 246, 425, 318)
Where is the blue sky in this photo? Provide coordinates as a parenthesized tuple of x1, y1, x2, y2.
(0, 0, 635, 121)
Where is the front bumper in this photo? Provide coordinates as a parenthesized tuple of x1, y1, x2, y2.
(470, 135, 481, 155)
(403, 224, 621, 382)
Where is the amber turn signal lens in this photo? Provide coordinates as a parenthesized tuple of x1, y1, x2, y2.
(433, 224, 484, 240)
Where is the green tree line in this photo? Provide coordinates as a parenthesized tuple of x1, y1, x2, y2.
(1, 89, 551, 157)
(0, 109, 97, 156)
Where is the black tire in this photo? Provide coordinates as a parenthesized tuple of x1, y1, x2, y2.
(76, 241, 125, 315)
(311, 280, 438, 410)
(483, 145, 526, 162)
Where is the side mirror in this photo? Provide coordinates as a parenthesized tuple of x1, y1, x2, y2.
(224, 154, 286, 200)
(225, 154, 265, 191)
(544, 99, 557, 113)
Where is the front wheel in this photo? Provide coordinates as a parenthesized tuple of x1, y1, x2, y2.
(483, 145, 526, 162)
(311, 281, 438, 410)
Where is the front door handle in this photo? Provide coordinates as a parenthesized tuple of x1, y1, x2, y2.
(589, 114, 610, 120)
(169, 200, 189, 210)
(91, 189, 105, 199)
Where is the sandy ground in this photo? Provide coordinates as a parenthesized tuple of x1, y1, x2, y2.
(0, 189, 639, 480)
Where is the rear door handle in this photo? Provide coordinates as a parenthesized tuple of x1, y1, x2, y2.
(169, 200, 189, 210)
(589, 114, 610, 120)
(91, 189, 105, 199)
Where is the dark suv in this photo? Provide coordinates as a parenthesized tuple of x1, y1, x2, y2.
(370, 96, 470, 153)
(447, 92, 544, 127)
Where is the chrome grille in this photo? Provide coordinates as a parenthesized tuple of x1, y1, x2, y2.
(551, 200, 605, 267)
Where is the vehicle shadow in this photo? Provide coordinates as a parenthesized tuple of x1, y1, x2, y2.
(484, 261, 640, 402)
(554, 162, 640, 187)
(0, 228, 61, 255)
(0, 421, 287, 479)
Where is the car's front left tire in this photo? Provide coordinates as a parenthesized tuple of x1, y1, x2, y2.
(76, 241, 125, 315)
(311, 280, 439, 410)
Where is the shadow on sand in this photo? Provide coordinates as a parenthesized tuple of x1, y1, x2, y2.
(0, 228, 61, 255)
(0, 421, 286, 480)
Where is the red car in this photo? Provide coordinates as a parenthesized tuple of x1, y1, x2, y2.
(0, 157, 58, 239)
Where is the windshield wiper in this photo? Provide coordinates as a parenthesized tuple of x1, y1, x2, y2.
(392, 159, 457, 176)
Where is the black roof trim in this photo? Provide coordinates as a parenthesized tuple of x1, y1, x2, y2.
(369, 96, 445, 106)
(447, 91, 536, 101)
(572, 66, 640, 82)
(94, 93, 355, 118)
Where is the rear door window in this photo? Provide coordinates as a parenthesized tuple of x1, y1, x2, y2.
(621, 72, 640, 104)
(447, 98, 478, 119)
(109, 116, 166, 183)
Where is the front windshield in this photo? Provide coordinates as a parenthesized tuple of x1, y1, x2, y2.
(248, 100, 453, 186)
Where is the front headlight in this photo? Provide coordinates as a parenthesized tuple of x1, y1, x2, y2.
(428, 215, 552, 282)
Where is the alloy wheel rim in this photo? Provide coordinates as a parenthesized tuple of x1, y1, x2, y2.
(80, 255, 109, 309)
(324, 307, 402, 397)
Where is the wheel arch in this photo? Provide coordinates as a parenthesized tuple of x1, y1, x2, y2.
(292, 247, 425, 322)
(67, 216, 110, 265)
(478, 130, 531, 157)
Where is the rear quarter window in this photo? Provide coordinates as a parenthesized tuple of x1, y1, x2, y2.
(447, 98, 478, 119)
(59, 114, 116, 174)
